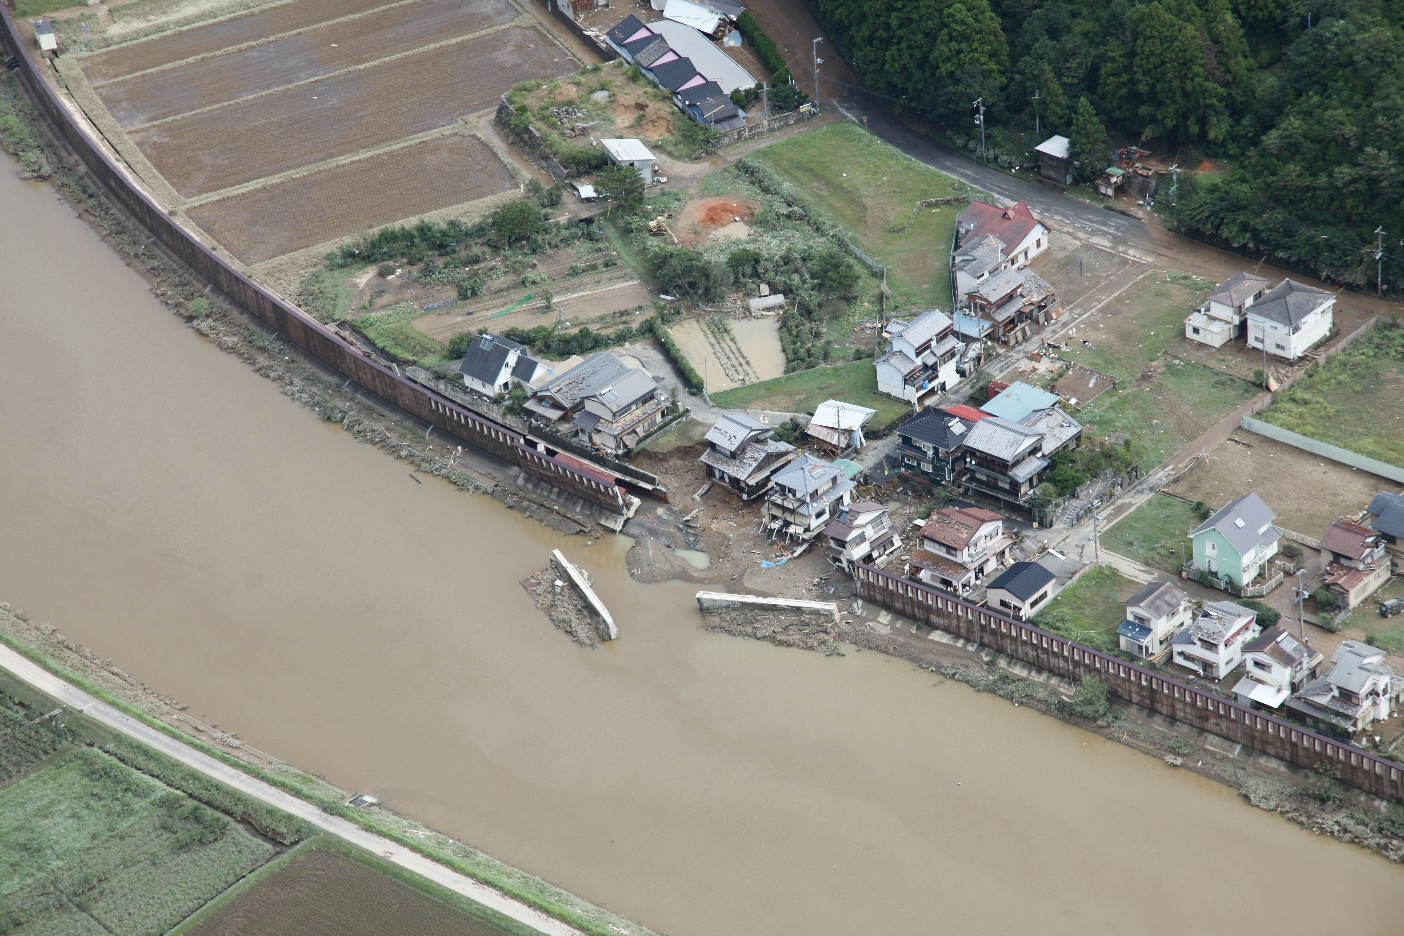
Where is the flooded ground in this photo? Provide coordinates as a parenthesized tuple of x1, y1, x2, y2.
(670, 315, 783, 392)
(3, 159, 1404, 936)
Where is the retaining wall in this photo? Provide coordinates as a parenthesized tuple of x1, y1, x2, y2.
(853, 562, 1404, 803)
(1240, 416, 1404, 484)
(713, 107, 817, 148)
(0, 10, 628, 519)
(695, 592, 839, 623)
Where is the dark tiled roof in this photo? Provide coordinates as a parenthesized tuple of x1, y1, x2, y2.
(606, 15, 651, 47)
(648, 57, 702, 91)
(1249, 279, 1333, 326)
(677, 79, 725, 106)
(1207, 271, 1270, 308)
(1320, 520, 1379, 560)
(986, 561, 1055, 601)
(897, 408, 973, 451)
(459, 334, 526, 385)
(1367, 491, 1404, 537)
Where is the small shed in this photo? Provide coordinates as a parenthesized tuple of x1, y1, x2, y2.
(1095, 166, 1125, 197)
(1035, 135, 1073, 188)
(601, 138, 656, 185)
(748, 293, 786, 315)
(34, 19, 57, 52)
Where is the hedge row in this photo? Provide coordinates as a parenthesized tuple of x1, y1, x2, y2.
(647, 319, 705, 393)
(736, 12, 792, 86)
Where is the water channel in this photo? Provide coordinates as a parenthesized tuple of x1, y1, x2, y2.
(2, 159, 1403, 935)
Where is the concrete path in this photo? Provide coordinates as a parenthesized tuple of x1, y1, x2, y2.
(0, 644, 583, 936)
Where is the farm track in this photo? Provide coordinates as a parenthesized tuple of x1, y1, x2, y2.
(187, 135, 516, 264)
(128, 25, 565, 197)
(80, 0, 406, 83)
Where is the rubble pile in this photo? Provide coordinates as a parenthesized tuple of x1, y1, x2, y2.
(521, 568, 600, 647)
(701, 606, 845, 653)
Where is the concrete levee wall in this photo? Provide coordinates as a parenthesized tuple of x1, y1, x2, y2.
(853, 563, 1404, 803)
(0, 9, 626, 517)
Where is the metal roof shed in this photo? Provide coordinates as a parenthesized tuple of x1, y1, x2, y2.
(602, 139, 657, 185)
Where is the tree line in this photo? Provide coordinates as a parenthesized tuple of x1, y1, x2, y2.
(802, 0, 1404, 288)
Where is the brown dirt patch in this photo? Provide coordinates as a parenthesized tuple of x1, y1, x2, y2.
(186, 135, 515, 265)
(1198, 159, 1218, 172)
(675, 195, 761, 248)
(130, 26, 566, 197)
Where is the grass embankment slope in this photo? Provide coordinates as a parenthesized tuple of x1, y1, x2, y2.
(710, 358, 909, 425)
(753, 121, 968, 311)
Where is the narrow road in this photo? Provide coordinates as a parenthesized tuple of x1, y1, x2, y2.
(0, 644, 583, 936)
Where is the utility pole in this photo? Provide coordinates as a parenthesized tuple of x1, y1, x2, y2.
(1031, 89, 1040, 138)
(812, 38, 822, 111)
(1091, 510, 1100, 564)
(1377, 226, 1386, 299)
(1169, 164, 1180, 230)
(1294, 568, 1307, 639)
(973, 98, 987, 162)
(761, 81, 768, 120)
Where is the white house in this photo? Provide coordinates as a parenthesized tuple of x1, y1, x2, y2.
(908, 506, 1012, 595)
(458, 333, 546, 398)
(824, 501, 901, 572)
(1245, 279, 1334, 361)
(806, 399, 876, 456)
(952, 201, 1048, 304)
(1232, 626, 1322, 709)
(1170, 601, 1259, 680)
(1116, 580, 1192, 660)
(1287, 640, 1398, 737)
(874, 308, 962, 405)
(763, 454, 855, 544)
(1320, 520, 1392, 610)
(1184, 271, 1270, 348)
(601, 139, 656, 185)
(985, 561, 1056, 620)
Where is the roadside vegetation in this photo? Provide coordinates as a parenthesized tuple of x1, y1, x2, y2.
(1032, 565, 1141, 653)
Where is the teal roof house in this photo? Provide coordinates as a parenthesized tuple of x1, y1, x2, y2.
(1190, 492, 1281, 588)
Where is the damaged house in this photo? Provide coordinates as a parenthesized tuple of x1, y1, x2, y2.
(874, 308, 963, 405)
(1287, 640, 1398, 738)
(763, 454, 855, 544)
(907, 506, 1013, 595)
(524, 351, 667, 455)
(699, 414, 797, 501)
(806, 400, 877, 457)
(1319, 520, 1392, 611)
(1170, 601, 1259, 680)
(825, 501, 901, 572)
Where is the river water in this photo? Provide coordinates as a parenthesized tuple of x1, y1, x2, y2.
(3, 160, 1403, 935)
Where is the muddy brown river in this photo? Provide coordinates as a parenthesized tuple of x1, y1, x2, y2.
(3, 162, 1403, 934)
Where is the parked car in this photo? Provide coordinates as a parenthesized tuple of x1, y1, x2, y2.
(1381, 598, 1404, 618)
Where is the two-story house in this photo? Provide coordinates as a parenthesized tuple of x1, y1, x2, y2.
(1320, 520, 1392, 610)
(894, 406, 981, 486)
(698, 414, 797, 501)
(806, 400, 877, 457)
(874, 309, 963, 405)
(824, 501, 901, 572)
(960, 416, 1050, 505)
(966, 267, 1056, 347)
(1035, 135, 1073, 188)
(763, 454, 855, 545)
(1231, 626, 1323, 710)
(985, 561, 1057, 620)
(458, 333, 549, 398)
(1170, 601, 1259, 680)
(1287, 640, 1398, 738)
(951, 234, 1008, 306)
(1189, 492, 1281, 589)
(524, 351, 667, 455)
(1245, 279, 1335, 362)
(1366, 491, 1404, 572)
(1116, 580, 1192, 660)
(1184, 272, 1270, 348)
(907, 506, 1012, 594)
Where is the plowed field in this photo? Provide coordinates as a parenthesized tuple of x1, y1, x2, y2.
(188, 848, 514, 936)
(130, 26, 564, 197)
(187, 135, 515, 264)
(81, 0, 400, 83)
(96, 0, 519, 127)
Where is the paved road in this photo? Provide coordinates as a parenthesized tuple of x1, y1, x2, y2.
(0, 644, 583, 936)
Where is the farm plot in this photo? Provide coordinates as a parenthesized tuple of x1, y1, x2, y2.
(188, 135, 515, 265)
(186, 847, 518, 936)
(130, 26, 566, 197)
(93, 0, 520, 128)
(79, 0, 404, 84)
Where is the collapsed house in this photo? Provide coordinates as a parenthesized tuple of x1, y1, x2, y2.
(524, 351, 667, 455)
(698, 413, 797, 501)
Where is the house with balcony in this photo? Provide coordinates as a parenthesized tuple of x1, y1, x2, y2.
(1286, 640, 1398, 738)
(1232, 626, 1322, 710)
(763, 454, 855, 545)
(1189, 492, 1281, 590)
(907, 506, 1012, 595)
(875, 308, 963, 405)
(1170, 601, 1259, 680)
(951, 235, 1008, 307)
(966, 267, 1057, 347)
(1366, 491, 1404, 572)
(698, 414, 797, 501)
(1320, 520, 1392, 611)
(985, 561, 1056, 620)
(1245, 279, 1335, 362)
(894, 406, 981, 486)
(1184, 271, 1270, 348)
(1116, 580, 1192, 660)
(825, 501, 901, 572)
(524, 351, 667, 455)
(954, 200, 1048, 278)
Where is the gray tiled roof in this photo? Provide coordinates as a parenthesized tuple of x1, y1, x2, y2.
(705, 413, 770, 455)
(1207, 271, 1270, 308)
(963, 415, 1042, 462)
(1248, 279, 1332, 326)
(459, 333, 528, 385)
(537, 351, 634, 408)
(1191, 492, 1279, 556)
(1367, 491, 1404, 537)
(888, 308, 951, 351)
(1124, 581, 1187, 620)
(772, 454, 842, 496)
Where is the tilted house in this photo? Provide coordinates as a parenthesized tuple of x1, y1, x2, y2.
(698, 414, 797, 501)
(966, 267, 1056, 346)
(894, 406, 979, 486)
(1189, 492, 1281, 589)
(1232, 626, 1322, 710)
(951, 234, 1008, 306)
(806, 400, 877, 456)
(1320, 520, 1391, 611)
(763, 454, 855, 544)
(952, 200, 1048, 303)
(1287, 640, 1398, 738)
(524, 351, 667, 455)
(985, 561, 1056, 620)
(908, 506, 1012, 595)
(824, 501, 901, 572)
(874, 308, 963, 405)
(1184, 271, 1270, 348)
(458, 333, 547, 399)
(1245, 279, 1335, 362)
(1116, 580, 1192, 661)
(1170, 601, 1259, 680)
(1365, 491, 1404, 572)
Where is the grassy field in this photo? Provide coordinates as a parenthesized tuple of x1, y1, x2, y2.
(1254, 318, 1404, 469)
(1337, 577, 1404, 654)
(1054, 271, 1214, 382)
(1101, 494, 1202, 575)
(640, 416, 707, 453)
(15, 0, 77, 16)
(1032, 565, 1141, 652)
(709, 359, 909, 425)
(350, 301, 449, 367)
(753, 122, 970, 312)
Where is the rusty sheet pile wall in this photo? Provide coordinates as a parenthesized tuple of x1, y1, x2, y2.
(854, 563, 1404, 803)
(1, 10, 626, 516)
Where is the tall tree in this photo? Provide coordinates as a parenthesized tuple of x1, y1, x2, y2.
(1069, 97, 1109, 182)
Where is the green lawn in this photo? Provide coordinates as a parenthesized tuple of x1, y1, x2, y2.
(1101, 494, 1201, 575)
(1032, 565, 1141, 652)
(350, 301, 449, 367)
(753, 122, 970, 312)
(15, 0, 79, 16)
(710, 359, 908, 425)
(1338, 577, 1404, 653)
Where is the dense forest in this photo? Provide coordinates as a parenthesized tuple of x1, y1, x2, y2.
(802, 0, 1404, 289)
